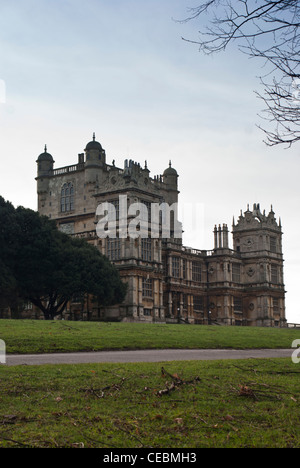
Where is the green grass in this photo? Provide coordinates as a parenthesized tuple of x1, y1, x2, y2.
(0, 358, 299, 448)
(1, 320, 299, 448)
(0, 320, 299, 354)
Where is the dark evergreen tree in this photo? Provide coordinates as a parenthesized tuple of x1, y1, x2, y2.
(0, 198, 127, 320)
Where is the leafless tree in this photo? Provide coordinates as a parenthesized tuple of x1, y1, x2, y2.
(180, 0, 300, 147)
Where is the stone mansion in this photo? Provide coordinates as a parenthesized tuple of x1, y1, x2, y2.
(36, 134, 286, 327)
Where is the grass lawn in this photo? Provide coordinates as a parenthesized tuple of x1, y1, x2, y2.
(0, 358, 299, 448)
(0, 320, 299, 354)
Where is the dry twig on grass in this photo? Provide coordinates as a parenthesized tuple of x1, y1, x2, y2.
(231, 382, 287, 401)
(155, 367, 201, 397)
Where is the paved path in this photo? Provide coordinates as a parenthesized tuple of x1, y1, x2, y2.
(5, 348, 292, 366)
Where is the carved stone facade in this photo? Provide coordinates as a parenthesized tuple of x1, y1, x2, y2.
(36, 135, 286, 326)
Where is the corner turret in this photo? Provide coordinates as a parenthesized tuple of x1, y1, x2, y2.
(84, 133, 106, 184)
(36, 145, 54, 194)
(163, 161, 179, 205)
(232, 203, 282, 254)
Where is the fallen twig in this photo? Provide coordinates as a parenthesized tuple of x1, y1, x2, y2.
(156, 368, 201, 397)
(231, 382, 285, 401)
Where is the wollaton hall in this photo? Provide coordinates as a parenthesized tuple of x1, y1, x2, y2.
(36, 134, 286, 327)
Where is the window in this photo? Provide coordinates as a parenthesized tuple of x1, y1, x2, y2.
(192, 261, 202, 282)
(234, 297, 243, 313)
(106, 238, 121, 261)
(260, 265, 265, 282)
(193, 296, 203, 312)
(172, 292, 181, 315)
(59, 223, 75, 235)
(232, 263, 241, 283)
(182, 259, 187, 279)
(142, 278, 153, 297)
(270, 237, 277, 253)
(143, 308, 152, 316)
(141, 200, 152, 224)
(163, 256, 168, 275)
(271, 265, 279, 284)
(72, 293, 84, 304)
(141, 238, 152, 262)
(108, 199, 120, 221)
(273, 298, 279, 312)
(61, 183, 74, 212)
(182, 294, 187, 311)
(172, 257, 180, 278)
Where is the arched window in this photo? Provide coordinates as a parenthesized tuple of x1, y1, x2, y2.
(61, 183, 74, 213)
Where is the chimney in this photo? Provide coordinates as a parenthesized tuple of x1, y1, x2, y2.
(222, 224, 229, 249)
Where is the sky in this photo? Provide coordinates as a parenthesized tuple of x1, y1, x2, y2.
(0, 0, 299, 323)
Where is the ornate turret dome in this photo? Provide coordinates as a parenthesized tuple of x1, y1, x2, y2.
(163, 161, 178, 176)
(37, 145, 54, 162)
(85, 133, 103, 151)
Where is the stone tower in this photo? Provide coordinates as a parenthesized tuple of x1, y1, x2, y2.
(232, 204, 285, 326)
(84, 133, 106, 185)
(162, 161, 179, 205)
(36, 145, 54, 211)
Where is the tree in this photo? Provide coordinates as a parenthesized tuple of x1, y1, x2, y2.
(0, 197, 21, 310)
(15, 207, 127, 320)
(0, 199, 127, 320)
(180, 0, 300, 147)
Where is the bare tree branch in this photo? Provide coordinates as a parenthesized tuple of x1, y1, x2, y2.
(179, 0, 300, 146)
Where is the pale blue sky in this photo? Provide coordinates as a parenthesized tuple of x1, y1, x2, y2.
(0, 0, 299, 322)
